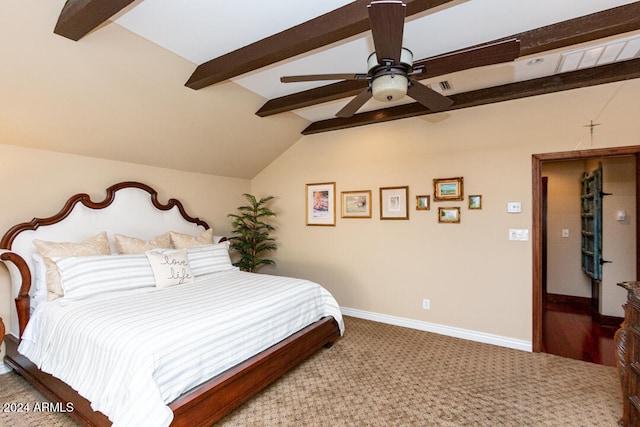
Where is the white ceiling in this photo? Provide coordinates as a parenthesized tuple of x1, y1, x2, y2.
(114, 0, 640, 122)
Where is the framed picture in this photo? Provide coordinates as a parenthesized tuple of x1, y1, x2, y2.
(433, 177, 464, 201)
(341, 190, 372, 218)
(469, 194, 482, 210)
(416, 195, 430, 210)
(306, 182, 336, 226)
(380, 186, 409, 220)
(438, 207, 461, 223)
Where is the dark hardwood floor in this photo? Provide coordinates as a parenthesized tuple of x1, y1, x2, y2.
(542, 297, 621, 367)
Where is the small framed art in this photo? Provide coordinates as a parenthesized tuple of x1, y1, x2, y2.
(380, 186, 409, 220)
(434, 177, 464, 201)
(341, 190, 372, 218)
(438, 207, 461, 223)
(416, 195, 430, 210)
(306, 182, 336, 226)
(469, 195, 482, 210)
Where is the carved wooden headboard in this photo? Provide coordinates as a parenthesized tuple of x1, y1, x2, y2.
(0, 181, 216, 338)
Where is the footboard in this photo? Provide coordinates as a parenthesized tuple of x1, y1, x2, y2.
(169, 316, 340, 427)
(4, 316, 340, 427)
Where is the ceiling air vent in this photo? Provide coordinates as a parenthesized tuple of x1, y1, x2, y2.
(427, 80, 453, 93)
(439, 80, 452, 91)
(557, 34, 640, 73)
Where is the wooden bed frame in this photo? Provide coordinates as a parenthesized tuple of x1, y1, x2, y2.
(0, 181, 341, 426)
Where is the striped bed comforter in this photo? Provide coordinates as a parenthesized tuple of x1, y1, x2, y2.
(19, 270, 344, 427)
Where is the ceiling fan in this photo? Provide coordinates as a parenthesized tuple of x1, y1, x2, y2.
(280, 0, 455, 118)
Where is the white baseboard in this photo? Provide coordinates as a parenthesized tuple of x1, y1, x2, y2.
(340, 307, 532, 352)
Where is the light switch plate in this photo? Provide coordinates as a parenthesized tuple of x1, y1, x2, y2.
(507, 202, 522, 213)
(509, 229, 529, 241)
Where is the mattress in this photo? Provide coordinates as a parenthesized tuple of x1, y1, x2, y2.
(19, 269, 344, 426)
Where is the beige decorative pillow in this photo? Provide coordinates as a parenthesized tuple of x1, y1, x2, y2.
(114, 232, 171, 254)
(145, 249, 194, 288)
(170, 229, 214, 249)
(33, 232, 110, 301)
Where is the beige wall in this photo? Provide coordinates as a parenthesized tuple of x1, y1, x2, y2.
(0, 144, 250, 355)
(252, 78, 640, 343)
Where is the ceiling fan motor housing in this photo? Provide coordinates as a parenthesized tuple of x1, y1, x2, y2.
(368, 47, 413, 102)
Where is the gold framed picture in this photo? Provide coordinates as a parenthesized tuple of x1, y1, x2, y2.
(306, 182, 336, 226)
(434, 177, 464, 201)
(438, 207, 461, 223)
(341, 190, 372, 218)
(416, 195, 430, 210)
(469, 194, 482, 210)
(380, 186, 409, 220)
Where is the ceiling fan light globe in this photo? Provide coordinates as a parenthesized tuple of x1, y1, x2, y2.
(400, 47, 414, 68)
(372, 74, 408, 102)
(367, 52, 378, 72)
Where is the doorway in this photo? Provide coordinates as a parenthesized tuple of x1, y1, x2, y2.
(532, 146, 640, 354)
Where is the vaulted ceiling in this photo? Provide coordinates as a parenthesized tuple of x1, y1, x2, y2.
(2, 1, 639, 178)
(57, 0, 640, 135)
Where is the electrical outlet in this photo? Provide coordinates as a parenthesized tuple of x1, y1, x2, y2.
(422, 299, 430, 310)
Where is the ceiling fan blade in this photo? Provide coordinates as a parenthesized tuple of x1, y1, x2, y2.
(413, 38, 521, 79)
(281, 73, 367, 83)
(335, 88, 373, 118)
(406, 81, 453, 111)
(368, 1, 406, 65)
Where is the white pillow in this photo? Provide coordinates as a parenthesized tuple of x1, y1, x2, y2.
(145, 249, 195, 288)
(33, 232, 111, 301)
(186, 241, 235, 277)
(55, 253, 156, 302)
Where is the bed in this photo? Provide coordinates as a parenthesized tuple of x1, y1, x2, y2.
(0, 181, 343, 426)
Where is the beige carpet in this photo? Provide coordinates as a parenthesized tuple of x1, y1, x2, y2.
(0, 316, 623, 426)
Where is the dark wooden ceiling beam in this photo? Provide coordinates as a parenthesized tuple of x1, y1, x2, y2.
(516, 2, 640, 57)
(54, 0, 136, 41)
(301, 57, 640, 135)
(258, 2, 640, 117)
(185, 0, 456, 90)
